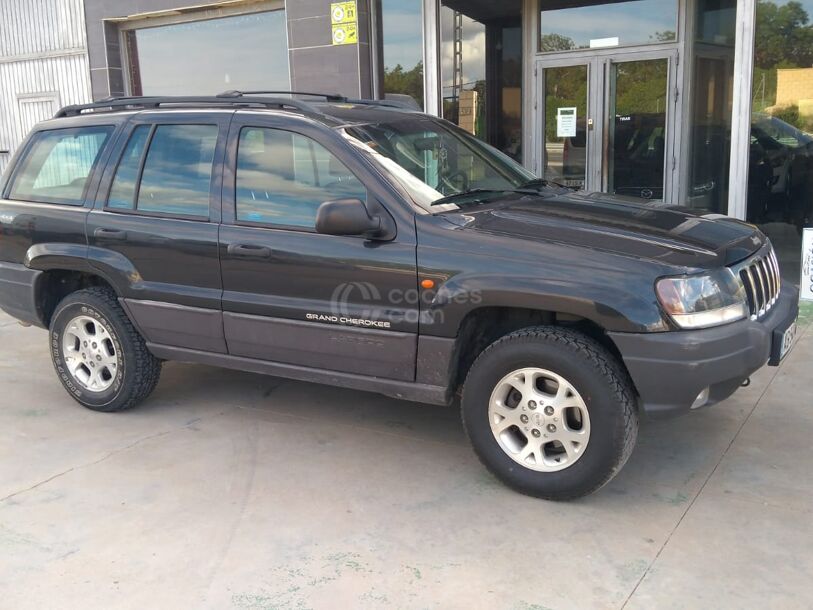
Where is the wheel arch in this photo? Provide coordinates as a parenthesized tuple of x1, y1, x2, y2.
(447, 306, 633, 399)
(25, 243, 140, 327)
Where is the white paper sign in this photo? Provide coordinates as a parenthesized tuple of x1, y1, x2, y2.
(557, 107, 577, 138)
(590, 36, 619, 48)
(801, 228, 813, 301)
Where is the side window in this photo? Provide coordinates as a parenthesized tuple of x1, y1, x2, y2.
(107, 125, 150, 209)
(106, 124, 218, 218)
(235, 127, 366, 228)
(8, 126, 113, 205)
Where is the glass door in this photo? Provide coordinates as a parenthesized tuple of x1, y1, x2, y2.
(537, 51, 676, 201)
(539, 62, 592, 190)
(605, 56, 672, 200)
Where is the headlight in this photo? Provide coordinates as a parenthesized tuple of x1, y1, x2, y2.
(656, 268, 748, 329)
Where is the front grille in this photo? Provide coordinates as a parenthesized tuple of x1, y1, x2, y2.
(736, 246, 781, 320)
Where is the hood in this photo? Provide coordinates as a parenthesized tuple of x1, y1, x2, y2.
(444, 191, 763, 269)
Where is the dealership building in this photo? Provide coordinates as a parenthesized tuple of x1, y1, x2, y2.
(2, 0, 812, 278)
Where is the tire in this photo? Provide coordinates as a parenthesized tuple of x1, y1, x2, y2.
(49, 287, 162, 412)
(461, 326, 638, 500)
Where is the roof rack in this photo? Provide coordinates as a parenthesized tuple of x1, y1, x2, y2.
(218, 89, 347, 102)
(344, 98, 417, 110)
(54, 91, 421, 119)
(54, 95, 319, 118)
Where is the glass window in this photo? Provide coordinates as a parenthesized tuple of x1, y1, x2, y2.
(126, 11, 289, 96)
(747, 0, 813, 281)
(137, 125, 218, 218)
(539, 0, 677, 51)
(439, 3, 523, 161)
(543, 65, 588, 188)
(608, 59, 669, 200)
(380, 0, 424, 109)
(441, 5, 487, 141)
(107, 125, 151, 209)
(344, 116, 536, 211)
(686, 0, 737, 215)
(8, 127, 113, 205)
(236, 127, 366, 228)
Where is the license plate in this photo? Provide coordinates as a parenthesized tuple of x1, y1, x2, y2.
(780, 320, 797, 361)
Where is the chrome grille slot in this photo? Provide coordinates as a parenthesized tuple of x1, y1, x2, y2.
(735, 244, 781, 320)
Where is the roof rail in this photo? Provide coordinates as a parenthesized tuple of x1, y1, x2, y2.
(344, 98, 418, 110)
(54, 95, 318, 118)
(218, 90, 417, 110)
(218, 89, 347, 102)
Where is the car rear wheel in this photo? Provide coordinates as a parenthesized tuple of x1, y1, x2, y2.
(461, 326, 638, 500)
(49, 287, 161, 412)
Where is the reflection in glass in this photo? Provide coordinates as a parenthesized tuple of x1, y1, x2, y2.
(687, 0, 736, 215)
(436, 2, 523, 160)
(236, 127, 366, 228)
(608, 59, 669, 200)
(747, 0, 813, 281)
(543, 65, 588, 189)
(9, 127, 113, 205)
(380, 0, 424, 109)
(127, 11, 289, 95)
(441, 4, 487, 140)
(108, 125, 150, 209)
(137, 125, 217, 217)
(344, 116, 534, 210)
(539, 0, 677, 52)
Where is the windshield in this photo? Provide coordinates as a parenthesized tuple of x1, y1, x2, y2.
(341, 117, 537, 212)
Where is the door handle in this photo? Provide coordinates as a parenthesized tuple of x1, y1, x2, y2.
(227, 243, 272, 258)
(94, 228, 127, 240)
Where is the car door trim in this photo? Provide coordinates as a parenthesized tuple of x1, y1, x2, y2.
(145, 342, 450, 406)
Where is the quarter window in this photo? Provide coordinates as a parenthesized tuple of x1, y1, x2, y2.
(8, 126, 113, 205)
(107, 125, 150, 209)
(235, 127, 366, 228)
(106, 124, 218, 218)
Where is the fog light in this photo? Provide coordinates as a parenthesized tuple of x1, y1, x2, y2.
(691, 388, 710, 410)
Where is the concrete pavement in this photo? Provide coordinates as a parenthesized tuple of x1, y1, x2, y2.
(0, 306, 811, 609)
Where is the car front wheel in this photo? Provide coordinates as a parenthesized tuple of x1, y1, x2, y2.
(461, 326, 638, 500)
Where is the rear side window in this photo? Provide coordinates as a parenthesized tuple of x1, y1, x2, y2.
(8, 126, 113, 205)
(107, 125, 150, 209)
(106, 124, 218, 218)
(235, 127, 366, 228)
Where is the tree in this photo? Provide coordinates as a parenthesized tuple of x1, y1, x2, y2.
(383, 62, 424, 107)
(539, 33, 576, 53)
(754, 0, 813, 69)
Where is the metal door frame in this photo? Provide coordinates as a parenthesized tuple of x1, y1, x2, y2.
(534, 47, 679, 201)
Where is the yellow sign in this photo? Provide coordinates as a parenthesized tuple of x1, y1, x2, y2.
(332, 22, 358, 45)
(330, 1, 357, 24)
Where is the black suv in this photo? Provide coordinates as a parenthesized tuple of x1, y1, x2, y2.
(0, 92, 799, 500)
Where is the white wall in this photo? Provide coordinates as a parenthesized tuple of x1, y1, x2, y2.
(0, 0, 92, 177)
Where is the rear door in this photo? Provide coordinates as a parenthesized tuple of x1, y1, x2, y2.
(88, 110, 230, 353)
(218, 112, 419, 381)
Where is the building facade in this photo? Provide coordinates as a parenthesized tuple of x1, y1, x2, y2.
(0, 0, 93, 177)
(3, 0, 811, 279)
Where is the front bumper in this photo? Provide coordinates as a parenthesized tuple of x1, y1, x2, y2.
(609, 282, 799, 420)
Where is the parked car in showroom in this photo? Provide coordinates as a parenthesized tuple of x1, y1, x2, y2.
(0, 92, 799, 500)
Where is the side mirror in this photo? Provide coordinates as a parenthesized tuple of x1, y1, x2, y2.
(315, 198, 382, 237)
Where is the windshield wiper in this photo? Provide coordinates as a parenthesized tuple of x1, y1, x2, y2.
(519, 177, 573, 191)
(429, 188, 510, 206)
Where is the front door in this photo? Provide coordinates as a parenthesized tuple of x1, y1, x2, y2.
(218, 113, 419, 382)
(536, 51, 677, 202)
